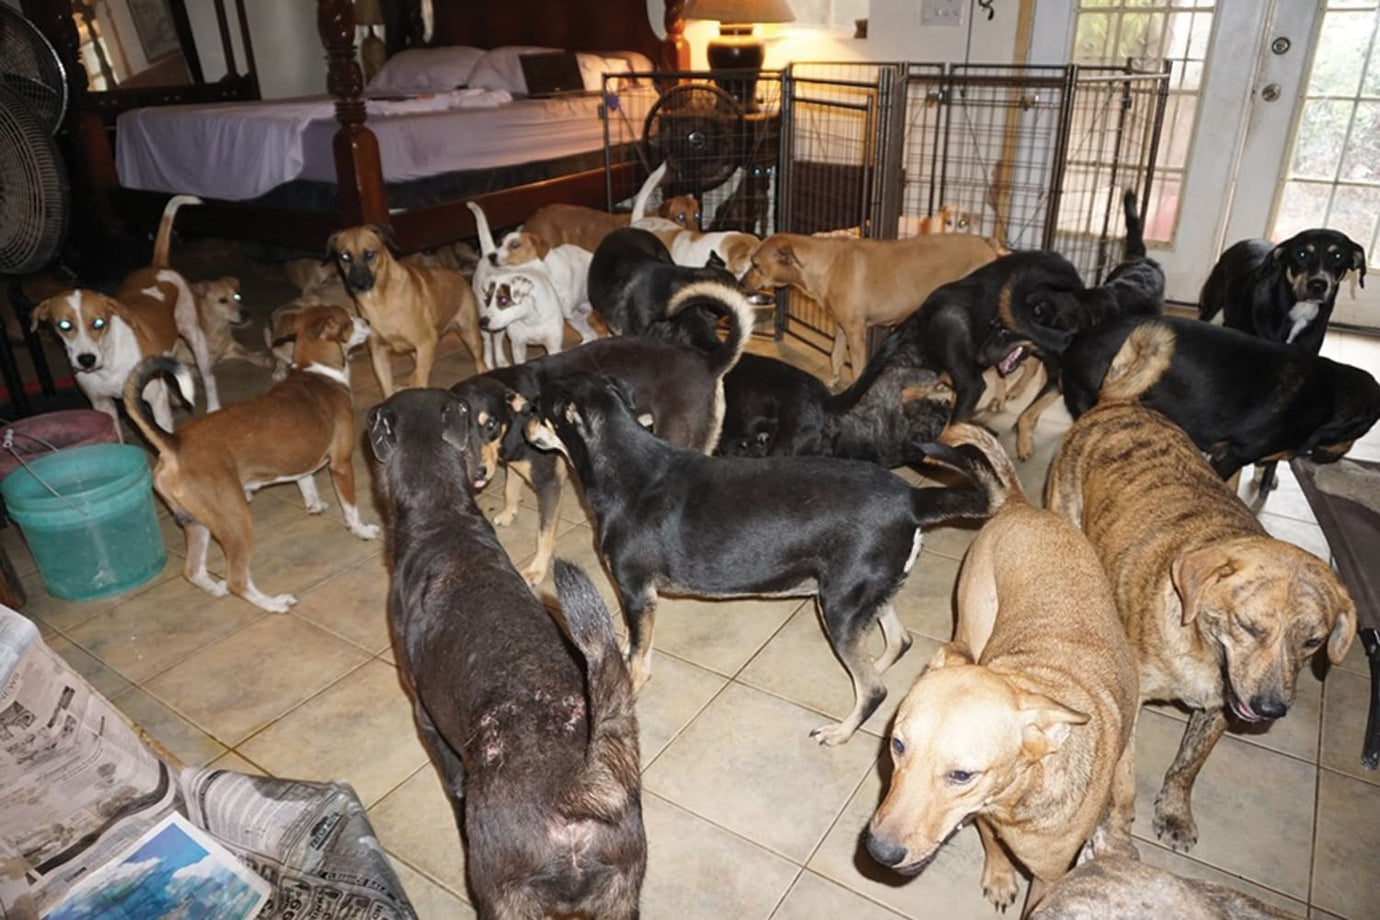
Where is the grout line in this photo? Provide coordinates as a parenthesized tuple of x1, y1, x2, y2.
(223, 655, 376, 752)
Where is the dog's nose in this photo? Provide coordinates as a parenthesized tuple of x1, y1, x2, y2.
(77, 353, 97, 369)
(479, 316, 490, 330)
(1249, 694, 1288, 720)
(1307, 278, 1330, 296)
(864, 830, 907, 868)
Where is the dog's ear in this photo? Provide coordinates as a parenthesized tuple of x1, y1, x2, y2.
(528, 233, 550, 259)
(1351, 242, 1367, 290)
(324, 232, 342, 262)
(606, 377, 639, 415)
(1170, 545, 1237, 625)
(1328, 599, 1358, 664)
(306, 313, 347, 342)
(774, 241, 801, 268)
(367, 405, 398, 463)
(1017, 691, 1089, 761)
(269, 308, 302, 345)
(29, 296, 59, 332)
(926, 641, 974, 671)
(439, 396, 474, 453)
(369, 223, 399, 254)
(706, 250, 727, 269)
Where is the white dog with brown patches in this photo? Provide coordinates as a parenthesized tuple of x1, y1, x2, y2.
(629, 163, 759, 278)
(31, 195, 220, 436)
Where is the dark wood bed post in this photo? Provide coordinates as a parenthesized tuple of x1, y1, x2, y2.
(318, 0, 390, 228)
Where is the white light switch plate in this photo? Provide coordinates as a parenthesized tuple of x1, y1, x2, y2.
(921, 0, 968, 27)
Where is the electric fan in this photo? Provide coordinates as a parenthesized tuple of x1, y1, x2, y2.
(0, 5, 68, 133)
(642, 83, 746, 197)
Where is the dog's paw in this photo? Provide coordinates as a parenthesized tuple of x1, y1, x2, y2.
(981, 867, 1019, 913)
(520, 563, 545, 590)
(259, 593, 298, 614)
(305, 500, 328, 515)
(809, 722, 854, 747)
(1152, 791, 1198, 852)
(193, 576, 229, 598)
(493, 506, 518, 528)
(351, 522, 381, 541)
(1015, 432, 1035, 461)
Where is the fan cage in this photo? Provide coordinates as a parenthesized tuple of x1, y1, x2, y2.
(0, 85, 69, 276)
(0, 6, 69, 134)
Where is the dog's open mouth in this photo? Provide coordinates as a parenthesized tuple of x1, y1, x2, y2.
(997, 344, 1030, 377)
(1229, 694, 1267, 723)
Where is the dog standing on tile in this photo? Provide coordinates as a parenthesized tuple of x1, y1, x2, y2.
(477, 272, 566, 363)
(329, 224, 486, 394)
(123, 304, 379, 613)
(31, 195, 222, 434)
(1046, 323, 1356, 853)
(867, 425, 1138, 917)
(175, 276, 275, 372)
(369, 388, 645, 919)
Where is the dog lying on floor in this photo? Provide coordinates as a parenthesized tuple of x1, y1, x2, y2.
(450, 280, 755, 585)
(867, 425, 1138, 917)
(526, 372, 993, 744)
(368, 388, 645, 919)
(587, 227, 741, 336)
(1047, 322, 1357, 853)
(1059, 315, 1380, 484)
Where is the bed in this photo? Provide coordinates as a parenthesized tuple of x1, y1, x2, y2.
(27, 0, 688, 254)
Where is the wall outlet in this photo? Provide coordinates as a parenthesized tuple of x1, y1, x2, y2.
(921, 0, 968, 27)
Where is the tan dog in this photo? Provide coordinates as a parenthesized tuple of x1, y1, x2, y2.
(519, 195, 702, 254)
(174, 277, 274, 371)
(328, 225, 485, 394)
(122, 304, 379, 613)
(1045, 324, 1356, 853)
(743, 232, 1004, 385)
(867, 424, 1138, 917)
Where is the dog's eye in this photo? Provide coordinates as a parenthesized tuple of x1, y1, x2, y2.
(57, 319, 73, 332)
(233, 292, 243, 302)
(91, 317, 106, 330)
(945, 769, 976, 785)
(340, 252, 352, 262)
(1296, 249, 1308, 261)
(508, 239, 520, 250)
(1236, 618, 1266, 640)
(1330, 251, 1345, 263)
(363, 250, 376, 262)
(891, 736, 905, 757)
(1302, 636, 1325, 652)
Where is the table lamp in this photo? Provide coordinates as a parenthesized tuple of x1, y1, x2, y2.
(686, 0, 794, 109)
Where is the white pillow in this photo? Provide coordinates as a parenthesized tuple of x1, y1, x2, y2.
(576, 53, 633, 92)
(367, 46, 485, 94)
(467, 46, 561, 95)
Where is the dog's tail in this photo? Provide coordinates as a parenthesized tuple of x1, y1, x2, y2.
(151, 195, 203, 269)
(630, 162, 668, 223)
(465, 201, 497, 257)
(1122, 188, 1146, 260)
(122, 356, 196, 456)
(1100, 321, 1175, 404)
(552, 559, 641, 823)
(926, 422, 1025, 513)
(666, 279, 755, 379)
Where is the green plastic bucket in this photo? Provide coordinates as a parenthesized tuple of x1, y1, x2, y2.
(1, 444, 166, 601)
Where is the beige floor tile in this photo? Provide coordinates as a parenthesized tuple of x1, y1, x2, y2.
(1312, 769, 1380, 918)
(63, 576, 265, 681)
(635, 654, 728, 768)
(918, 520, 980, 562)
(292, 555, 393, 655)
(807, 762, 1027, 916)
(144, 614, 369, 744)
(770, 870, 905, 919)
(1258, 512, 1333, 562)
(370, 767, 468, 898)
(190, 485, 313, 567)
(45, 633, 133, 700)
(207, 750, 266, 775)
(890, 551, 961, 643)
(1333, 637, 1369, 678)
(1320, 666, 1379, 786)
(738, 605, 941, 740)
(643, 682, 879, 863)
(239, 659, 428, 807)
(389, 855, 475, 920)
(640, 793, 799, 920)
(537, 525, 620, 610)
(1310, 910, 1347, 920)
(649, 595, 804, 679)
(1136, 840, 1308, 915)
(1132, 709, 1315, 899)
(237, 510, 382, 598)
(111, 686, 227, 767)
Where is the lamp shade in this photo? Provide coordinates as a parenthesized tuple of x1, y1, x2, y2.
(685, 0, 795, 25)
(353, 0, 384, 26)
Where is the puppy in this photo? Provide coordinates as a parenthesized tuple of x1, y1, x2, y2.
(1046, 324, 1357, 852)
(519, 164, 701, 254)
(452, 280, 755, 585)
(32, 195, 221, 434)
(710, 163, 772, 236)
(867, 425, 1138, 917)
(587, 227, 741, 336)
(526, 373, 992, 743)
(368, 388, 644, 919)
(175, 277, 274, 371)
(122, 304, 379, 613)
(328, 224, 485, 394)
(476, 272, 566, 364)
(913, 205, 960, 235)
(1199, 228, 1366, 354)
(742, 231, 1004, 385)
(1060, 316, 1380, 482)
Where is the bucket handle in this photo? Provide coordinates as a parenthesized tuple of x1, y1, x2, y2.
(1, 424, 89, 517)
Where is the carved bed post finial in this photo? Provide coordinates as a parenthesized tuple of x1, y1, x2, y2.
(664, 0, 689, 70)
(317, 0, 389, 230)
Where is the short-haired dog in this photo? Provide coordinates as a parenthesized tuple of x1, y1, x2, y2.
(368, 388, 645, 919)
(867, 425, 1138, 916)
(123, 304, 378, 613)
(175, 276, 274, 371)
(526, 372, 993, 744)
(1046, 323, 1357, 852)
(477, 272, 566, 364)
(587, 227, 742, 336)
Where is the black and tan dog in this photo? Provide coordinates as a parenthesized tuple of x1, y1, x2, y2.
(368, 388, 645, 919)
(1199, 228, 1366, 355)
(451, 279, 755, 585)
(329, 223, 486, 394)
(586, 226, 740, 336)
(526, 372, 992, 745)
(1060, 315, 1380, 483)
(1047, 324, 1357, 853)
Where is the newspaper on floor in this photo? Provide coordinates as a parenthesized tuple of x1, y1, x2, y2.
(0, 606, 417, 919)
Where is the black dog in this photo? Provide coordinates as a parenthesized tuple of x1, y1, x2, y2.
(451, 279, 754, 584)
(1061, 315, 1380, 481)
(526, 372, 993, 746)
(588, 227, 740, 335)
(367, 388, 645, 919)
(1199, 229, 1366, 355)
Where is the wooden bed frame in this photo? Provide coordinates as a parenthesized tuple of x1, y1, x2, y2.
(26, 0, 687, 254)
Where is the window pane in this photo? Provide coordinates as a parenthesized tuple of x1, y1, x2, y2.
(1143, 172, 1180, 242)
(1075, 13, 1114, 61)
(1328, 184, 1380, 254)
(1274, 181, 1333, 240)
(1341, 100, 1380, 181)
(1291, 99, 1354, 180)
(1160, 94, 1197, 170)
(1309, 11, 1373, 96)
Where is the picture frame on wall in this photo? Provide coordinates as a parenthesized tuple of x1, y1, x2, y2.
(128, 0, 181, 61)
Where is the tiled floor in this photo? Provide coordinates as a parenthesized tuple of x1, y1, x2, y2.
(9, 319, 1380, 919)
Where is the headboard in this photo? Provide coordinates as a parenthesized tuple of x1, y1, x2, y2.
(401, 0, 688, 70)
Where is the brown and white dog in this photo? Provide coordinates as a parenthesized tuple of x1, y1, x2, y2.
(328, 224, 486, 394)
(743, 232, 1004, 385)
(519, 194, 702, 255)
(32, 195, 221, 434)
(122, 304, 379, 613)
(174, 277, 274, 371)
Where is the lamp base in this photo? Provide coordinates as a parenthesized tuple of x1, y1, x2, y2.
(706, 27, 763, 112)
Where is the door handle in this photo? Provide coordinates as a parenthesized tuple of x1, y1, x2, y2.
(1261, 83, 1281, 102)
